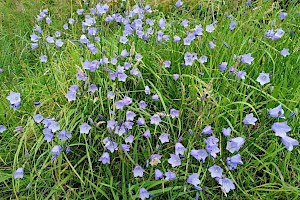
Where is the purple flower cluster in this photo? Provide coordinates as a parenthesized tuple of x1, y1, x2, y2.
(10, 3, 298, 198)
(265, 28, 285, 40)
(270, 106, 298, 151)
(6, 92, 21, 110)
(65, 85, 79, 102)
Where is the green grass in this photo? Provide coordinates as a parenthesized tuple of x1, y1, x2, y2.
(1, 0, 300, 199)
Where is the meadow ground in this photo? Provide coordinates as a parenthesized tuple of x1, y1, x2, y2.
(0, 0, 300, 199)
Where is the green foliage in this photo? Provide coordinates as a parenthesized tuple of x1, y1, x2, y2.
(0, 0, 299, 199)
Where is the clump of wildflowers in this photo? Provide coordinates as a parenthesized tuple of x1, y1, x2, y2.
(7, 2, 299, 198)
